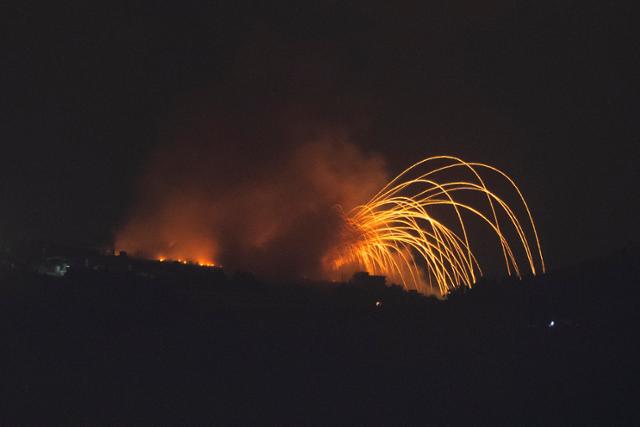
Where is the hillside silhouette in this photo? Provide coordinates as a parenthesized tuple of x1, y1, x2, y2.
(1, 247, 639, 425)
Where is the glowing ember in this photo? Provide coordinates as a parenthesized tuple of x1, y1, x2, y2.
(156, 257, 216, 268)
(198, 261, 216, 267)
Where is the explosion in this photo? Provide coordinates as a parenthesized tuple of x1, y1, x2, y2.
(115, 115, 544, 297)
(325, 156, 545, 296)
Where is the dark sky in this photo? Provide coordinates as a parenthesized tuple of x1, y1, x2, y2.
(2, 1, 638, 270)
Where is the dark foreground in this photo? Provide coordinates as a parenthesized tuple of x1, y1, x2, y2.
(2, 249, 639, 425)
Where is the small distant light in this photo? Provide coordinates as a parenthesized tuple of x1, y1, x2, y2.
(548, 320, 555, 327)
(375, 301, 382, 307)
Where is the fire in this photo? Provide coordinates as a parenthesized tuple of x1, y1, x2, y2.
(156, 256, 216, 268)
(115, 137, 387, 280)
(326, 156, 545, 297)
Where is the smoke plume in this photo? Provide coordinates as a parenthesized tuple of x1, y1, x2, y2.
(116, 118, 388, 280)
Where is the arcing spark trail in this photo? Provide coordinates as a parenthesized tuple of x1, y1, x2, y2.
(326, 156, 545, 297)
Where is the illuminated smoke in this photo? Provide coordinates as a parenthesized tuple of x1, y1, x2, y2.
(115, 125, 388, 279)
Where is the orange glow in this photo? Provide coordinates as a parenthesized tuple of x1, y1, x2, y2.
(115, 137, 387, 282)
(156, 256, 216, 268)
(197, 261, 216, 267)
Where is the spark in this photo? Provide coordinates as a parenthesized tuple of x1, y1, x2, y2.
(327, 156, 545, 297)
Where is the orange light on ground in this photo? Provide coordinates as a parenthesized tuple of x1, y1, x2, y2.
(155, 256, 217, 267)
(197, 259, 216, 267)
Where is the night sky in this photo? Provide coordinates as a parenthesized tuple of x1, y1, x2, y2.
(2, 1, 638, 270)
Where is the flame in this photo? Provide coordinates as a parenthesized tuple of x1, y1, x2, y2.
(197, 261, 216, 267)
(156, 256, 216, 267)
